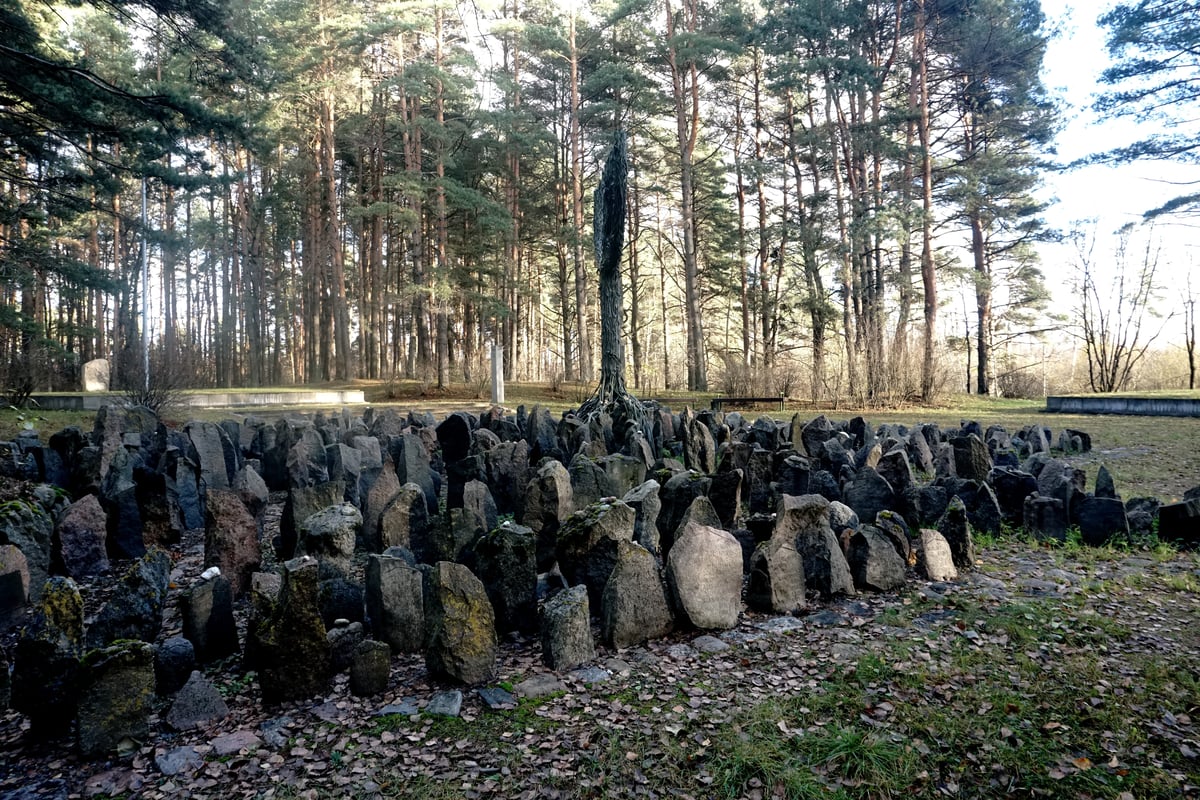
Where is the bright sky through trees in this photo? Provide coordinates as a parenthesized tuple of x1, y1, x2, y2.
(1038, 0, 1200, 297)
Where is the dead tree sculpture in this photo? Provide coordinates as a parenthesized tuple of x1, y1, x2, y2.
(576, 132, 648, 433)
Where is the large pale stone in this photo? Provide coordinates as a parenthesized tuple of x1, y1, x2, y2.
(522, 460, 574, 570)
(379, 483, 431, 559)
(204, 489, 260, 597)
(0, 499, 52, 602)
(916, 529, 957, 582)
(0, 544, 29, 619)
(666, 521, 742, 630)
(54, 494, 109, 579)
(82, 358, 110, 392)
(747, 535, 805, 614)
(776, 494, 855, 597)
(363, 460, 401, 551)
(298, 503, 361, 576)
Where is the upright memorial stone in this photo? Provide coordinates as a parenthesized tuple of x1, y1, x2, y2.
(82, 359, 110, 392)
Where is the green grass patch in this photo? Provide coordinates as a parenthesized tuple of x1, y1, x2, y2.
(710, 583, 1193, 800)
(0, 407, 95, 440)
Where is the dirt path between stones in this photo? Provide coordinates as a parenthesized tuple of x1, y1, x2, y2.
(2, 541, 1198, 800)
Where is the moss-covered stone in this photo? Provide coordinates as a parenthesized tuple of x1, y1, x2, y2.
(0, 498, 52, 602)
(424, 561, 497, 685)
(254, 557, 331, 704)
(85, 548, 171, 650)
(77, 641, 155, 757)
(473, 522, 537, 633)
(11, 576, 84, 736)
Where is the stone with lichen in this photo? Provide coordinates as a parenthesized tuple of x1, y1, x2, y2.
(253, 557, 331, 704)
(601, 539, 674, 649)
(77, 640, 155, 757)
(556, 499, 636, 609)
(423, 561, 497, 685)
(541, 584, 595, 671)
(12, 576, 85, 736)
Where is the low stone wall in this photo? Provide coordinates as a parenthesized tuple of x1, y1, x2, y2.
(31, 390, 366, 411)
(1045, 396, 1200, 417)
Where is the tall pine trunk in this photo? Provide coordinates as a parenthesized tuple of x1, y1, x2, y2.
(733, 93, 751, 367)
(568, 13, 593, 384)
(627, 133, 643, 390)
(666, 0, 706, 391)
(753, 52, 772, 373)
(917, 0, 938, 401)
(434, 8, 451, 389)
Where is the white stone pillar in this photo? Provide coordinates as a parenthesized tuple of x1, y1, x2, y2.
(491, 343, 505, 405)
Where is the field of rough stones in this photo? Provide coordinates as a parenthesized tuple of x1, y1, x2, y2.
(0, 401, 1197, 799)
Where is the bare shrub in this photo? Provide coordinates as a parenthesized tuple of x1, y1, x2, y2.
(384, 373, 399, 399)
(1, 353, 39, 408)
(994, 365, 1044, 399)
(471, 372, 491, 400)
(718, 354, 754, 395)
(0, 344, 63, 407)
(771, 364, 802, 399)
(119, 345, 191, 416)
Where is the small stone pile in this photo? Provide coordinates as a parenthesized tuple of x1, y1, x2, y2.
(0, 401, 1195, 759)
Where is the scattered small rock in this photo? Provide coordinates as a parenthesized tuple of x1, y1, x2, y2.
(691, 634, 730, 654)
(374, 699, 420, 717)
(514, 674, 567, 699)
(209, 729, 262, 757)
(426, 690, 464, 718)
(155, 745, 204, 777)
(568, 666, 610, 685)
(478, 686, 517, 710)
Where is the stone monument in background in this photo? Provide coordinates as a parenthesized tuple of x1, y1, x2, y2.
(82, 359, 110, 392)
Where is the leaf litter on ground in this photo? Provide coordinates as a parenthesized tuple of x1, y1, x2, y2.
(1, 540, 1199, 799)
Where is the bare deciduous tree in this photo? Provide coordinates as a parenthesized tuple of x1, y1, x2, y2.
(1071, 223, 1170, 393)
(1185, 271, 1197, 389)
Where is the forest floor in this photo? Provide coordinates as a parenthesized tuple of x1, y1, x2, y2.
(1, 535, 1198, 800)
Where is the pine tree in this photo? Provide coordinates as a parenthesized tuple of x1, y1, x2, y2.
(935, 0, 1056, 395)
(1097, 0, 1200, 217)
